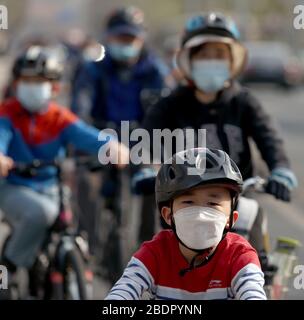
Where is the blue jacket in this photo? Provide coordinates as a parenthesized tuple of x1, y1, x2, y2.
(71, 50, 168, 126)
(0, 98, 112, 190)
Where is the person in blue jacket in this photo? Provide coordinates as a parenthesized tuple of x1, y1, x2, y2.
(71, 6, 169, 126)
(0, 46, 129, 279)
(71, 6, 170, 259)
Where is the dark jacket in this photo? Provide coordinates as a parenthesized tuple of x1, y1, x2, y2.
(143, 82, 290, 179)
(72, 49, 168, 128)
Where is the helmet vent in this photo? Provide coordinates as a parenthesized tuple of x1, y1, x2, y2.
(206, 159, 214, 169)
(168, 167, 176, 180)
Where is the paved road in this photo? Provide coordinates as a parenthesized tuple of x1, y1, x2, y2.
(247, 84, 304, 299)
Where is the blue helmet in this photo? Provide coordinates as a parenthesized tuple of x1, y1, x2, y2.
(182, 12, 241, 45)
(176, 12, 247, 79)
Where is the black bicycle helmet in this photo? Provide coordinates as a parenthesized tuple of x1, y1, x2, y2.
(155, 147, 243, 210)
(106, 6, 145, 37)
(13, 46, 63, 81)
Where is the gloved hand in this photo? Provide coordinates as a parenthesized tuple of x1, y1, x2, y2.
(131, 167, 157, 195)
(265, 167, 298, 202)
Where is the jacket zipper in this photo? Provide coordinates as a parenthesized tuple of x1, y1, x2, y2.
(29, 116, 36, 144)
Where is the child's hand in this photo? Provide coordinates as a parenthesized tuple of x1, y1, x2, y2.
(108, 141, 130, 169)
(0, 153, 14, 177)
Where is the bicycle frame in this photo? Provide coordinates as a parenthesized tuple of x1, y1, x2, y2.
(9, 158, 95, 300)
(238, 176, 301, 300)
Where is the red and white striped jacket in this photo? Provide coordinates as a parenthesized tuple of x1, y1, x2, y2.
(105, 230, 266, 300)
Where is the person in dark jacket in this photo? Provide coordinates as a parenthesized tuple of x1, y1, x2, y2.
(142, 12, 298, 267)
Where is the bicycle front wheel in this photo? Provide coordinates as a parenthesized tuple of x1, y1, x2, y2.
(60, 249, 92, 300)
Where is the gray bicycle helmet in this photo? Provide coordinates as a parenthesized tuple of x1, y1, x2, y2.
(155, 147, 243, 210)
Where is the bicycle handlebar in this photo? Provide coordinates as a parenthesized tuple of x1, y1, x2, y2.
(11, 157, 104, 177)
(12, 158, 268, 197)
(132, 170, 268, 196)
(241, 176, 267, 195)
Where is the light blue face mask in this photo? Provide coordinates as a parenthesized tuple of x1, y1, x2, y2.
(16, 81, 52, 113)
(191, 59, 231, 93)
(107, 42, 141, 62)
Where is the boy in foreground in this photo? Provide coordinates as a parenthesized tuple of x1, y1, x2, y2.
(106, 148, 266, 300)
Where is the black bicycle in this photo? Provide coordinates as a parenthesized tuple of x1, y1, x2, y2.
(1, 158, 102, 300)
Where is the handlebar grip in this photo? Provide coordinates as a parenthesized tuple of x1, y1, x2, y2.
(11, 165, 39, 177)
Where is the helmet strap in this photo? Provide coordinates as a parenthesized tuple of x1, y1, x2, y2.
(224, 194, 239, 233)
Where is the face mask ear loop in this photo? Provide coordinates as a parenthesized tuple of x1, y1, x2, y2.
(169, 200, 176, 232)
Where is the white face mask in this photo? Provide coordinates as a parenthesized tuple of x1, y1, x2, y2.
(16, 81, 52, 113)
(191, 59, 230, 93)
(173, 206, 228, 251)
